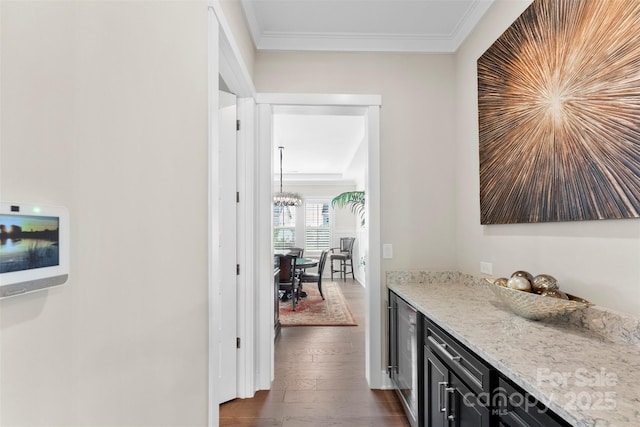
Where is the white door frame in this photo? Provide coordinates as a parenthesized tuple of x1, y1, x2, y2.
(209, 8, 387, 426)
(218, 90, 238, 403)
(208, 2, 257, 426)
(207, 8, 221, 426)
(254, 93, 384, 390)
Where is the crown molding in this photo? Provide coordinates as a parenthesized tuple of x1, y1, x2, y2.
(274, 173, 357, 186)
(240, 0, 493, 54)
(256, 31, 457, 53)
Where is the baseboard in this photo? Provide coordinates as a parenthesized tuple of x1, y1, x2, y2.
(376, 370, 394, 389)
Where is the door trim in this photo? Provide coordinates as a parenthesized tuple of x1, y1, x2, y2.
(207, 7, 221, 426)
(255, 93, 384, 389)
(208, 2, 256, 425)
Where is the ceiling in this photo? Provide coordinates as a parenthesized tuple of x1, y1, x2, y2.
(252, 1, 494, 182)
(273, 106, 366, 183)
(240, 0, 494, 53)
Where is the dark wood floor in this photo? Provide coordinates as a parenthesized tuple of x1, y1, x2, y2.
(220, 278, 410, 426)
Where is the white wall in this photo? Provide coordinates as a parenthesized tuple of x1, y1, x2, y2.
(283, 183, 358, 231)
(343, 136, 367, 188)
(256, 52, 459, 277)
(218, 0, 256, 81)
(256, 55, 456, 381)
(297, 184, 363, 283)
(1, 2, 210, 425)
(275, 183, 359, 278)
(455, 0, 640, 316)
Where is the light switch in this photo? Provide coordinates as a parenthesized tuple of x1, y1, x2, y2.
(383, 243, 393, 259)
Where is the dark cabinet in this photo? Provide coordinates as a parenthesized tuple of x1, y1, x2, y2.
(448, 370, 491, 427)
(424, 346, 448, 426)
(389, 289, 572, 427)
(388, 291, 419, 427)
(423, 317, 491, 427)
(496, 376, 571, 427)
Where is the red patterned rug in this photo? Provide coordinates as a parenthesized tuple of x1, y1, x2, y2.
(279, 281, 357, 327)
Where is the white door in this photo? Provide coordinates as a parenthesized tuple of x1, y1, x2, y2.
(218, 89, 237, 403)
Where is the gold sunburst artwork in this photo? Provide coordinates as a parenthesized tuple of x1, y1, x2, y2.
(478, 0, 640, 224)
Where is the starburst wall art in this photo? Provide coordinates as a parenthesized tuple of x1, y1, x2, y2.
(478, 0, 640, 224)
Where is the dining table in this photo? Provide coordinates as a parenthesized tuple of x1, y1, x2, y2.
(273, 250, 318, 269)
(273, 253, 319, 299)
(294, 257, 318, 298)
(295, 257, 318, 269)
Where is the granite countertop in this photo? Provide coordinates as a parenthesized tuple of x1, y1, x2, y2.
(388, 281, 640, 427)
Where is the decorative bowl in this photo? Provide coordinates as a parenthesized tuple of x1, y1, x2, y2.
(488, 280, 591, 320)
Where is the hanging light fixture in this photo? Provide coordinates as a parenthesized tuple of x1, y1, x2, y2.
(273, 146, 302, 207)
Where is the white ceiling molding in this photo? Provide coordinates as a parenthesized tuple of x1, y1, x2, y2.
(210, 0, 256, 96)
(275, 175, 358, 186)
(240, 0, 494, 53)
(255, 93, 381, 107)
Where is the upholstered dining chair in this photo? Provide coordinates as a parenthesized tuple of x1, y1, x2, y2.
(330, 237, 356, 281)
(278, 254, 301, 311)
(287, 247, 304, 258)
(299, 249, 330, 300)
(287, 247, 305, 276)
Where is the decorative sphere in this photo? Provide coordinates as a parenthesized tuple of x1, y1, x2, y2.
(507, 276, 532, 292)
(494, 277, 509, 287)
(511, 270, 534, 284)
(533, 274, 559, 294)
(541, 289, 569, 300)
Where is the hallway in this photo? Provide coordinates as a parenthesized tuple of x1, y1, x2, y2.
(220, 279, 410, 426)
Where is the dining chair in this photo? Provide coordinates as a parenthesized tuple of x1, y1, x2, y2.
(277, 254, 301, 311)
(287, 247, 304, 258)
(299, 249, 330, 300)
(330, 237, 356, 281)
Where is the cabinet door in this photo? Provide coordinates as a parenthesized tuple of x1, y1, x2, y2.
(498, 411, 533, 427)
(497, 376, 571, 427)
(449, 372, 490, 427)
(389, 291, 419, 427)
(424, 347, 448, 427)
(388, 292, 397, 380)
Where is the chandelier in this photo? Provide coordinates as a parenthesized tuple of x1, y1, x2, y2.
(273, 146, 302, 207)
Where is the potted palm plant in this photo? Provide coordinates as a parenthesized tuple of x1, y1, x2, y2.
(331, 191, 365, 226)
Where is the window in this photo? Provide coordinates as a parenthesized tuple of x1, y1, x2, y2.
(273, 199, 332, 252)
(304, 201, 330, 252)
(273, 205, 296, 250)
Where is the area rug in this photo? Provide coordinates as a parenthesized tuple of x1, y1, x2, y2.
(279, 281, 357, 327)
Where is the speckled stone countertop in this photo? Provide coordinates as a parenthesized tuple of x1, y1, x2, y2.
(388, 279, 640, 427)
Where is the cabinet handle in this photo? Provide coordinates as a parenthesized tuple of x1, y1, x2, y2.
(428, 336, 462, 364)
(444, 386, 455, 421)
(438, 381, 447, 412)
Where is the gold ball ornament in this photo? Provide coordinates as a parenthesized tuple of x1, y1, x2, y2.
(511, 270, 534, 284)
(507, 276, 532, 292)
(532, 274, 559, 294)
(494, 277, 509, 287)
(541, 289, 569, 300)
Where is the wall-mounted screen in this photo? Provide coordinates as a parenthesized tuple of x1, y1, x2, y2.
(0, 203, 69, 298)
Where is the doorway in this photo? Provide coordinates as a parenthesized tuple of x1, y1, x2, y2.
(255, 94, 384, 391)
(271, 105, 367, 283)
(209, 4, 386, 415)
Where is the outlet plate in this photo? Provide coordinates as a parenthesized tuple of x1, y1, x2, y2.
(480, 262, 493, 275)
(383, 244, 393, 259)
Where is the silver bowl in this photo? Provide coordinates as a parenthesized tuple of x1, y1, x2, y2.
(489, 281, 591, 320)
